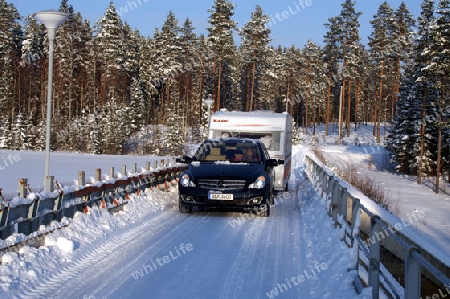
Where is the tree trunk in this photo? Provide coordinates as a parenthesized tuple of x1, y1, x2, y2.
(417, 86, 427, 185)
(249, 60, 256, 111)
(376, 62, 384, 144)
(216, 56, 222, 110)
(346, 79, 351, 137)
(325, 73, 331, 136)
(354, 81, 360, 131)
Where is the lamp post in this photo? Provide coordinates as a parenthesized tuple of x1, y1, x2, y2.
(204, 94, 214, 130)
(35, 10, 68, 191)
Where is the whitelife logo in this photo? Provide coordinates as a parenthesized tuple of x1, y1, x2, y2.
(131, 243, 193, 280)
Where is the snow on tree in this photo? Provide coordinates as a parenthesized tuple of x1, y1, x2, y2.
(239, 5, 271, 111)
(421, 0, 450, 192)
(96, 1, 125, 105)
(369, 2, 398, 144)
(207, 0, 237, 110)
(0, 0, 21, 114)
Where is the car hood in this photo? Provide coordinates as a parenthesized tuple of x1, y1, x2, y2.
(188, 162, 264, 181)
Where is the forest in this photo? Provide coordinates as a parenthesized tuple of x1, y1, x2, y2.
(0, 0, 449, 188)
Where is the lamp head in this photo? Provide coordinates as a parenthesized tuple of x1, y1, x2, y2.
(35, 9, 68, 29)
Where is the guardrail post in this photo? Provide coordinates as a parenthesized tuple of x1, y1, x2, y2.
(339, 187, 348, 221)
(330, 180, 340, 219)
(369, 216, 381, 299)
(19, 178, 28, 198)
(132, 163, 137, 174)
(45, 176, 54, 192)
(321, 172, 329, 199)
(95, 168, 101, 182)
(78, 171, 85, 186)
(350, 198, 361, 247)
(53, 192, 63, 222)
(349, 198, 361, 271)
(122, 164, 127, 176)
(405, 248, 421, 299)
(109, 167, 115, 179)
(146, 161, 151, 171)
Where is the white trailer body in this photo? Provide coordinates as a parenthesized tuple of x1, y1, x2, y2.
(208, 110, 293, 191)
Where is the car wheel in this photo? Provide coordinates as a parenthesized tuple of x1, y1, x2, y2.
(178, 198, 191, 213)
(258, 203, 270, 217)
(269, 186, 274, 205)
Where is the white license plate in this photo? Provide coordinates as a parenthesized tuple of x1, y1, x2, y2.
(208, 193, 233, 200)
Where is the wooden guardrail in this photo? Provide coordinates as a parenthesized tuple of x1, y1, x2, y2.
(0, 157, 186, 241)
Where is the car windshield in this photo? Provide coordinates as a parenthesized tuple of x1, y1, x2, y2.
(194, 141, 261, 163)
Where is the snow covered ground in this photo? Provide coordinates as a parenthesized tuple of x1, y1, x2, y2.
(0, 147, 371, 299)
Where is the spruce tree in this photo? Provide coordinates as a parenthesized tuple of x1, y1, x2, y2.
(422, 0, 450, 192)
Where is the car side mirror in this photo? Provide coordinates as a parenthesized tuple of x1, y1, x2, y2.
(267, 159, 283, 167)
(176, 156, 192, 164)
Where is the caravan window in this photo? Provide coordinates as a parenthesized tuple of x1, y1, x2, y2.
(213, 131, 281, 152)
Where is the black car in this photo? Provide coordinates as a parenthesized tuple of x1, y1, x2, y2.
(176, 138, 284, 217)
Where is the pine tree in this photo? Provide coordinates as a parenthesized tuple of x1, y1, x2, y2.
(392, 2, 416, 118)
(207, 0, 237, 110)
(152, 11, 182, 125)
(0, 0, 21, 116)
(54, 2, 92, 123)
(96, 1, 125, 105)
(369, 2, 398, 143)
(239, 5, 271, 111)
(179, 17, 198, 130)
(337, 0, 362, 138)
(301, 41, 327, 135)
(323, 16, 341, 136)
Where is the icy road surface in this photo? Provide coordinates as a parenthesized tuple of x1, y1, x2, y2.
(0, 149, 369, 299)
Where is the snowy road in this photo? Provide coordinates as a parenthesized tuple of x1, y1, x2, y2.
(1, 149, 368, 299)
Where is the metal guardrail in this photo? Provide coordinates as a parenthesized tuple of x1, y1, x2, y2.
(305, 155, 450, 299)
(0, 157, 187, 241)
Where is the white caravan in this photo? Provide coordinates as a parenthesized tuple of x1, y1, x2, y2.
(208, 110, 293, 191)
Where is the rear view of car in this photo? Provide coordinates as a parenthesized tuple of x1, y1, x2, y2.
(176, 138, 284, 217)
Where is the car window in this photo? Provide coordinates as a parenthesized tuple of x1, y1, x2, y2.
(194, 141, 262, 163)
(194, 143, 227, 161)
(230, 144, 260, 163)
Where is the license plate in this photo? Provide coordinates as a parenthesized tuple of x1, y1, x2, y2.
(208, 193, 233, 200)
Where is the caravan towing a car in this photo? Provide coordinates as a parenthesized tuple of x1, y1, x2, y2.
(176, 138, 284, 217)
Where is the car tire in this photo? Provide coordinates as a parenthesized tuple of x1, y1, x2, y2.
(179, 199, 191, 213)
(258, 203, 270, 217)
(269, 187, 274, 205)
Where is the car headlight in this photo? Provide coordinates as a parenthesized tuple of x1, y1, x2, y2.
(249, 176, 266, 189)
(180, 174, 196, 187)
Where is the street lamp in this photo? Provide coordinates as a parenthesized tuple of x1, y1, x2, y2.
(204, 94, 214, 129)
(35, 9, 68, 191)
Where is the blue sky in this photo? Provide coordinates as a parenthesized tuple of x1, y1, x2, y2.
(11, 0, 422, 47)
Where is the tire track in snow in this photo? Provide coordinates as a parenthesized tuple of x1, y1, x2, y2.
(17, 208, 185, 299)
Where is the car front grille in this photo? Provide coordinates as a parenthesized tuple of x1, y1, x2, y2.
(198, 179, 246, 190)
